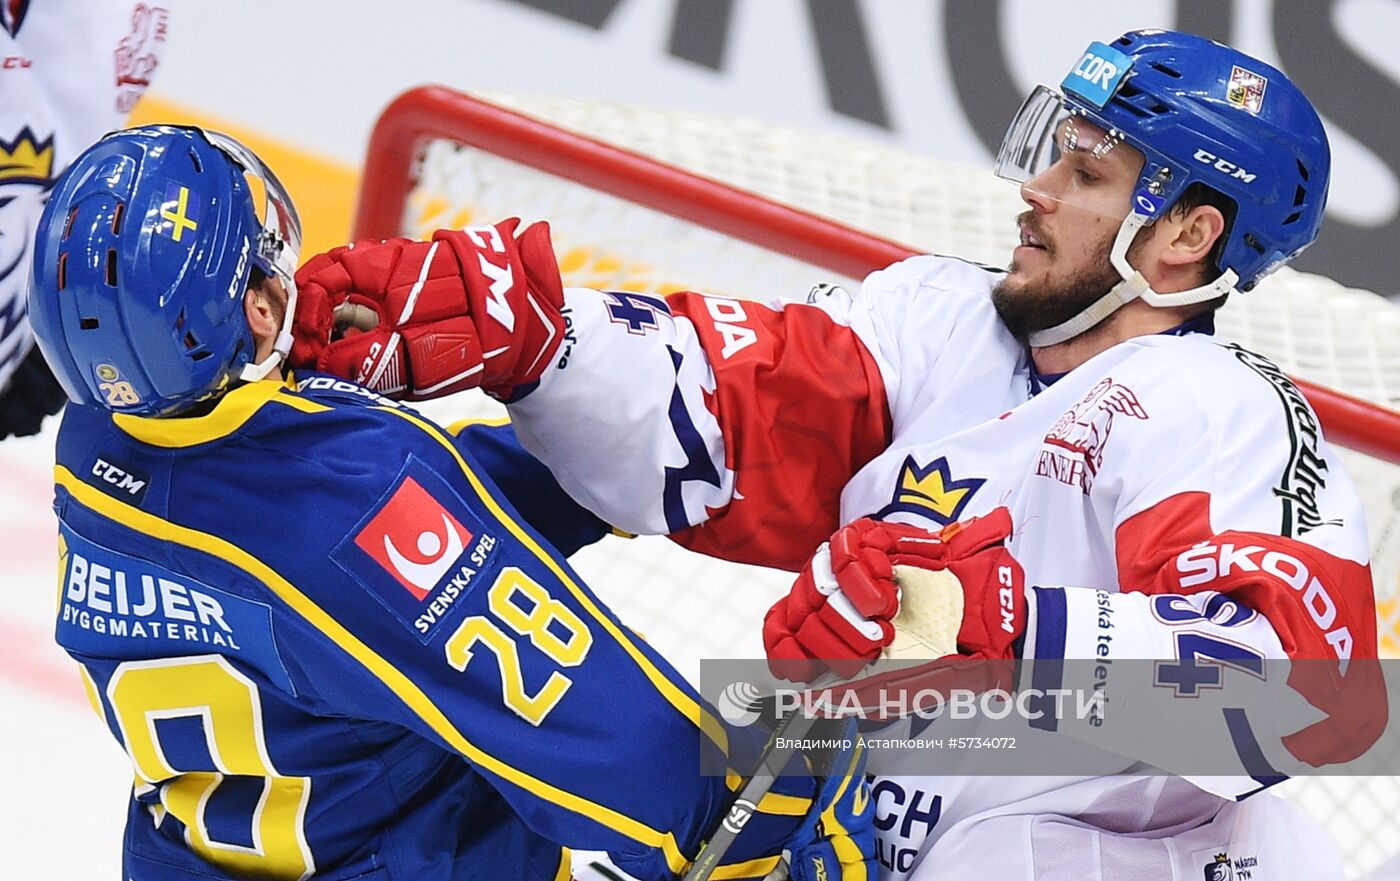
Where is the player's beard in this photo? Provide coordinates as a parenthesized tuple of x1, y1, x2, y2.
(992, 213, 1124, 343)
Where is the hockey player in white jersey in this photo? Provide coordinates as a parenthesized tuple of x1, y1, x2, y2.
(0, 0, 166, 438)
(288, 30, 1381, 880)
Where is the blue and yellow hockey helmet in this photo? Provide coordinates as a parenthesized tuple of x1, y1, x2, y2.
(28, 126, 302, 416)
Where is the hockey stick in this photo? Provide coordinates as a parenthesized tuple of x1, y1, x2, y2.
(682, 673, 840, 881)
(683, 566, 963, 880)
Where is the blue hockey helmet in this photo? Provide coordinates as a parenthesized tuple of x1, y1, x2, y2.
(995, 30, 1330, 344)
(28, 126, 302, 416)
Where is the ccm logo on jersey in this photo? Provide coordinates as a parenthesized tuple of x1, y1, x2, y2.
(1176, 541, 1353, 660)
(90, 456, 149, 502)
(339, 466, 501, 640)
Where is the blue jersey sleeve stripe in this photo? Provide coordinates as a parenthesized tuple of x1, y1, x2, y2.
(54, 465, 696, 873)
(1027, 586, 1068, 732)
(378, 406, 733, 757)
(1030, 586, 1068, 661)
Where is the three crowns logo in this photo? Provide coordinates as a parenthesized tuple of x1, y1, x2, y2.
(0, 128, 55, 185)
(874, 455, 984, 525)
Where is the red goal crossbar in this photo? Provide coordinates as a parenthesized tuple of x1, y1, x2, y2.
(354, 86, 1400, 464)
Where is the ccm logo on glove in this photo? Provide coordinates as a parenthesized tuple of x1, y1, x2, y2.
(466, 225, 518, 333)
(997, 566, 1018, 634)
(289, 218, 567, 401)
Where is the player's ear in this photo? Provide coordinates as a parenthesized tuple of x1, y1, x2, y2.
(244, 278, 282, 343)
(1161, 204, 1226, 269)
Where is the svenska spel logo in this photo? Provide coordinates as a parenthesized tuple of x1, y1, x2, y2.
(354, 476, 472, 600)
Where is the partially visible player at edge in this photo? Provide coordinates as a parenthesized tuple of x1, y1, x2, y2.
(26, 126, 876, 881)
(290, 30, 1385, 880)
(0, 1, 167, 439)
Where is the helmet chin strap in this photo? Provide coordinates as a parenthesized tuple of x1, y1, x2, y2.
(239, 274, 299, 383)
(1025, 210, 1240, 348)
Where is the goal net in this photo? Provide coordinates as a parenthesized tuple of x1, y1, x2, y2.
(355, 87, 1400, 879)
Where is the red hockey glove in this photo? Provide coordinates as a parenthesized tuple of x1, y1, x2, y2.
(289, 219, 566, 400)
(763, 508, 1028, 682)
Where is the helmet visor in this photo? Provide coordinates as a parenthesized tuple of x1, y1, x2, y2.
(202, 129, 303, 380)
(203, 129, 302, 288)
(994, 85, 1150, 223)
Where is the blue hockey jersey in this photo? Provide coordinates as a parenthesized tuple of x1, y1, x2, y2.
(51, 373, 813, 881)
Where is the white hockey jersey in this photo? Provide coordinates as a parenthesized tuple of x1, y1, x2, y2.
(509, 256, 1384, 879)
(0, 0, 166, 390)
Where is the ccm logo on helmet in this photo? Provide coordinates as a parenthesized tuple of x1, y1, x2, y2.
(1176, 542, 1353, 661)
(226, 236, 251, 299)
(1193, 149, 1257, 184)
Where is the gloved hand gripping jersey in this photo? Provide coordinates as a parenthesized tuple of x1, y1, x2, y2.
(290, 219, 566, 401)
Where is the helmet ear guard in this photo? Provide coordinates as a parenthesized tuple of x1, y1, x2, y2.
(995, 31, 1329, 346)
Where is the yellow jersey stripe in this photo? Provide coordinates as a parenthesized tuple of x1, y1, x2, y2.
(77, 663, 105, 719)
(55, 532, 70, 615)
(379, 406, 732, 756)
(54, 466, 693, 874)
(440, 413, 642, 543)
(553, 848, 571, 881)
(445, 415, 512, 434)
(112, 380, 329, 447)
(273, 391, 332, 415)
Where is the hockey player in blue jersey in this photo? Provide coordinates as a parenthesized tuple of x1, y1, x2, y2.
(26, 125, 875, 881)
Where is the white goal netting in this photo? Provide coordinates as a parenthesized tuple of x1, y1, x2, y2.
(363, 89, 1400, 879)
